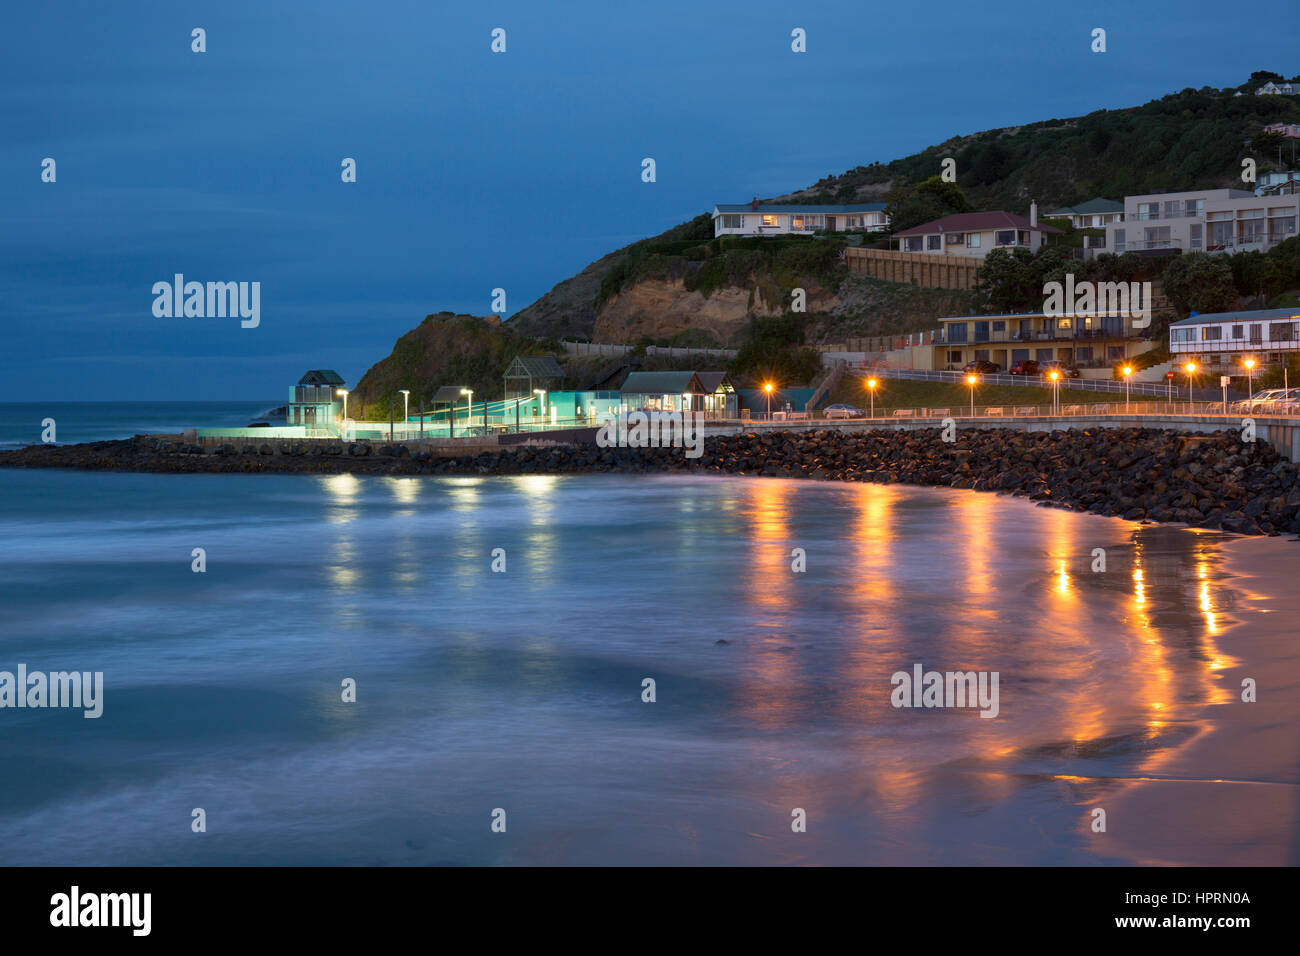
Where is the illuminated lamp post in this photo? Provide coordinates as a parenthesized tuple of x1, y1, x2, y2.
(763, 382, 774, 420)
(866, 377, 877, 419)
(461, 388, 474, 433)
(1184, 362, 1196, 405)
(1121, 366, 1132, 413)
(965, 374, 976, 417)
(1243, 357, 1256, 402)
(1049, 370, 1060, 415)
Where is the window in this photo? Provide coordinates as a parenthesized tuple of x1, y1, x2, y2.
(1036, 349, 1054, 362)
(1185, 199, 1204, 218)
(1077, 347, 1094, 361)
(1269, 321, 1297, 341)
(1201, 327, 1221, 341)
(792, 214, 823, 231)
(992, 321, 1006, 332)
(721, 214, 743, 229)
(1057, 318, 1073, 333)
(1239, 217, 1266, 243)
(966, 234, 981, 248)
(1012, 349, 1029, 361)
(761, 214, 778, 227)
(974, 349, 990, 361)
(906, 237, 923, 251)
(1171, 328, 1195, 344)
(946, 232, 964, 244)
(996, 230, 1016, 246)
(1251, 324, 1263, 343)
(1114, 228, 1126, 252)
(948, 350, 963, 363)
(1232, 325, 1243, 339)
(927, 235, 941, 250)
(947, 323, 968, 343)
(1018, 230, 1029, 244)
(1107, 346, 1124, 360)
(1164, 201, 1180, 218)
(1190, 223, 1202, 250)
(1144, 226, 1171, 246)
(1138, 202, 1160, 220)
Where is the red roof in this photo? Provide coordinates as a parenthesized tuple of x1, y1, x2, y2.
(893, 211, 1062, 237)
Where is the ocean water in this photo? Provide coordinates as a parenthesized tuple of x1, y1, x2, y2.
(0, 402, 281, 449)
(0, 468, 1278, 865)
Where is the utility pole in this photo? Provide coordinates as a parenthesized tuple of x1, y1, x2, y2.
(389, 398, 394, 442)
(419, 399, 424, 439)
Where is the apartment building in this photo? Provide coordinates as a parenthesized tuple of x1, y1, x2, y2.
(1100, 188, 1299, 256)
(924, 310, 1157, 371)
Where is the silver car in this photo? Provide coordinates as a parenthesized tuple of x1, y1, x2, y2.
(824, 403, 865, 419)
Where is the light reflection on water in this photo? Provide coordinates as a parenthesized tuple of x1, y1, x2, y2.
(0, 469, 1282, 865)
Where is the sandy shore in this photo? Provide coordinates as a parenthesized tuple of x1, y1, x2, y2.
(1096, 534, 1300, 865)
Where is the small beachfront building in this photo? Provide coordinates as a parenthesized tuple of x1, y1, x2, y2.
(503, 354, 564, 401)
(618, 370, 738, 417)
(288, 370, 345, 428)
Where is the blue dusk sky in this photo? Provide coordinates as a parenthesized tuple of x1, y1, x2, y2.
(1, 0, 1295, 401)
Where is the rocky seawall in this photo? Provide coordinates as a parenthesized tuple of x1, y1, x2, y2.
(3, 427, 1297, 536)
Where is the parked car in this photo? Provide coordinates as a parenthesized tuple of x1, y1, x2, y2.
(1236, 388, 1300, 414)
(963, 360, 1001, 374)
(824, 403, 865, 419)
(1008, 359, 1040, 376)
(1039, 360, 1080, 379)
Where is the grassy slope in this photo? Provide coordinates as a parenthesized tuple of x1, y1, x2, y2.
(778, 87, 1300, 209)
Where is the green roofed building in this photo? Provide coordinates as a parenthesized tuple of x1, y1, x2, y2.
(1042, 198, 1124, 229)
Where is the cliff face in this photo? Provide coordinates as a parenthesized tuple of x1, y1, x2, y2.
(592, 278, 839, 345)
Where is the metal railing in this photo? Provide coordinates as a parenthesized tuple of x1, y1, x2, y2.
(857, 367, 1180, 397)
(737, 401, 1300, 425)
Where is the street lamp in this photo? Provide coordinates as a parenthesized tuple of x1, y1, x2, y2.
(763, 381, 774, 420)
(1243, 357, 1256, 401)
(533, 388, 546, 421)
(461, 388, 474, 433)
(336, 388, 348, 425)
(1184, 362, 1196, 405)
(965, 374, 976, 417)
(399, 389, 410, 437)
(1048, 370, 1060, 415)
(866, 377, 877, 419)
(1121, 366, 1132, 413)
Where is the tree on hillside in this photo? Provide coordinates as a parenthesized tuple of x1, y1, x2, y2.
(1229, 250, 1288, 303)
(1251, 129, 1288, 154)
(885, 176, 972, 233)
(975, 248, 1038, 313)
(729, 315, 823, 387)
(1162, 253, 1239, 315)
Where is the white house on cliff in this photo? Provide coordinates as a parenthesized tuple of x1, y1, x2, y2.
(711, 200, 889, 238)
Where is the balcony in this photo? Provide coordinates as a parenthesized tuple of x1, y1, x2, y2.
(1121, 239, 1183, 252)
(939, 326, 1146, 345)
